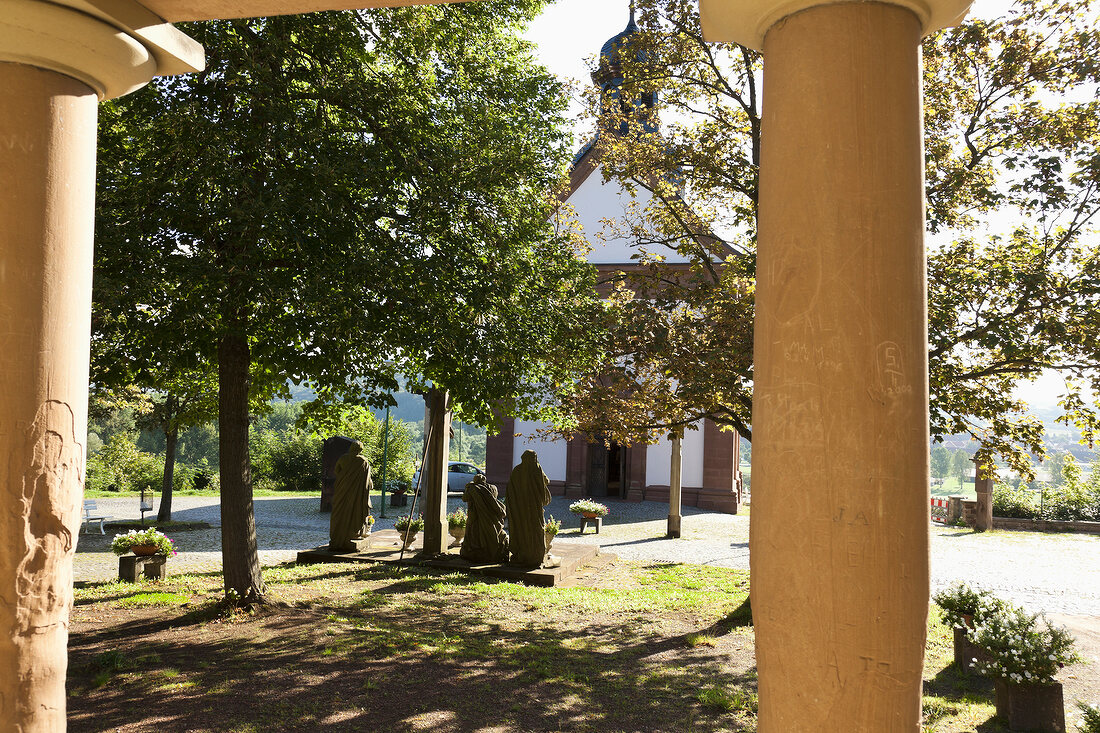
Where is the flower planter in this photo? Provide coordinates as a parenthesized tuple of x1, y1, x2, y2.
(582, 512, 598, 519)
(399, 532, 418, 551)
(544, 532, 555, 550)
(994, 680, 1065, 733)
(448, 527, 465, 547)
(131, 544, 159, 556)
(390, 493, 408, 507)
(953, 627, 991, 673)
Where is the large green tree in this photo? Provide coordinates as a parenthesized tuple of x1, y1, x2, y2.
(553, 0, 1100, 474)
(94, 3, 599, 602)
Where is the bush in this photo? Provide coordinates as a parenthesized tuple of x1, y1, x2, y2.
(993, 480, 1039, 519)
(251, 428, 319, 492)
(994, 463, 1100, 522)
(86, 434, 163, 494)
(190, 468, 219, 493)
(1042, 481, 1095, 521)
(268, 433, 319, 492)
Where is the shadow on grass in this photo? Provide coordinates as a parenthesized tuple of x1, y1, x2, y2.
(922, 659, 1009, 732)
(68, 565, 758, 733)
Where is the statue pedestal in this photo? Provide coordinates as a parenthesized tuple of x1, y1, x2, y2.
(328, 537, 372, 553)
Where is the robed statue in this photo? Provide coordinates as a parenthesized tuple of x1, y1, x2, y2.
(460, 474, 509, 563)
(329, 441, 373, 552)
(506, 450, 552, 566)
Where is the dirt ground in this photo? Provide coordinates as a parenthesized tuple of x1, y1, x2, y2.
(65, 556, 1099, 733)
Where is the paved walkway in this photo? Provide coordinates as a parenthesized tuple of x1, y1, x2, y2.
(75, 495, 1100, 615)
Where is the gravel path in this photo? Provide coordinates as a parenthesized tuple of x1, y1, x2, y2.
(75, 495, 1100, 615)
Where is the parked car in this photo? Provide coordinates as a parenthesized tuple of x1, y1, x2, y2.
(411, 462, 486, 493)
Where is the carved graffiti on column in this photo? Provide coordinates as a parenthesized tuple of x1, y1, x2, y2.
(15, 400, 83, 631)
(871, 341, 913, 403)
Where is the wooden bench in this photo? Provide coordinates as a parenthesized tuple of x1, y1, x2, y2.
(81, 499, 112, 535)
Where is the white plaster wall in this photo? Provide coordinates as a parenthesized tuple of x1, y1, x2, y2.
(681, 423, 705, 487)
(647, 435, 672, 486)
(512, 419, 568, 483)
(567, 164, 689, 265)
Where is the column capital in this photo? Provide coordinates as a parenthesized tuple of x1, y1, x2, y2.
(700, 0, 973, 49)
(0, 0, 203, 99)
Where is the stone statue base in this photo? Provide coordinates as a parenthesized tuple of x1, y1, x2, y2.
(329, 537, 372, 553)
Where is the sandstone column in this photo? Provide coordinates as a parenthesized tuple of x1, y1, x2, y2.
(667, 434, 682, 538)
(699, 0, 971, 729)
(421, 388, 451, 554)
(0, 5, 200, 730)
(972, 455, 994, 531)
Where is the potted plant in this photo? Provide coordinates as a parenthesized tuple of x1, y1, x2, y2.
(111, 528, 176, 557)
(933, 582, 1004, 672)
(447, 508, 467, 547)
(394, 514, 424, 550)
(569, 499, 609, 519)
(544, 515, 560, 550)
(389, 481, 409, 507)
(972, 603, 1080, 732)
(934, 582, 984, 629)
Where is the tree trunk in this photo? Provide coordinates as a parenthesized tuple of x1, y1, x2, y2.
(218, 331, 265, 603)
(157, 396, 178, 523)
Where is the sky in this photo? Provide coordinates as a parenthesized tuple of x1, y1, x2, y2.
(522, 0, 1069, 411)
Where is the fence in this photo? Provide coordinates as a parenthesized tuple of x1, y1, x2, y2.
(930, 497, 949, 524)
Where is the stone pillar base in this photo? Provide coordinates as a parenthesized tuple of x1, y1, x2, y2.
(119, 555, 167, 583)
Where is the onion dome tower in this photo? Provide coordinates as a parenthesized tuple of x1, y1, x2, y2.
(592, 3, 658, 137)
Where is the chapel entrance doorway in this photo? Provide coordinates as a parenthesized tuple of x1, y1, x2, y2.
(586, 440, 624, 497)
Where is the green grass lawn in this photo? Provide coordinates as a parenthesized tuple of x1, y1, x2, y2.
(931, 477, 976, 500)
(67, 560, 1017, 732)
(83, 489, 317, 499)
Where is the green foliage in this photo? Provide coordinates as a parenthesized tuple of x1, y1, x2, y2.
(1049, 451, 1067, 486)
(86, 434, 163, 494)
(251, 428, 319, 493)
(447, 508, 467, 529)
(95, 3, 601, 597)
(931, 445, 951, 479)
(950, 450, 972, 483)
(993, 480, 1041, 519)
(993, 456, 1100, 521)
(449, 423, 487, 465)
(556, 0, 1100, 471)
(1077, 701, 1100, 733)
(544, 515, 561, 536)
(932, 583, 1007, 630)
